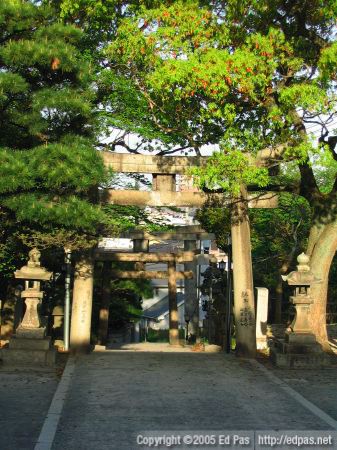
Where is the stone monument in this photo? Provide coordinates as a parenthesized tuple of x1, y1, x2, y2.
(255, 287, 269, 350)
(4, 248, 56, 366)
(270, 253, 329, 368)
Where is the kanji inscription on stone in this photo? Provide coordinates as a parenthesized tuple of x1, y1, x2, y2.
(239, 307, 254, 326)
(81, 299, 88, 324)
(240, 290, 254, 326)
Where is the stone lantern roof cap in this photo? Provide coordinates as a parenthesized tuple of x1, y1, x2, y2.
(281, 253, 321, 286)
(14, 248, 52, 281)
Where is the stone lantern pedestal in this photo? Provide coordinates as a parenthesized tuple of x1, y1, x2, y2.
(270, 253, 329, 368)
(4, 249, 56, 367)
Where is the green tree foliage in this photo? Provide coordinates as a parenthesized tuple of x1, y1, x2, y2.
(107, 277, 150, 330)
(52, 0, 180, 153)
(102, 204, 175, 231)
(198, 194, 310, 284)
(0, 1, 111, 234)
(104, 1, 336, 196)
(0, 0, 132, 304)
(0, 0, 148, 276)
(197, 193, 312, 321)
(93, 261, 153, 334)
(54, 0, 337, 202)
(250, 195, 311, 286)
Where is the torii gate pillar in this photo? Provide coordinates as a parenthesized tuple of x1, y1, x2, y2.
(98, 261, 112, 345)
(184, 240, 199, 341)
(231, 186, 256, 358)
(153, 173, 181, 346)
(70, 255, 94, 352)
(168, 260, 179, 345)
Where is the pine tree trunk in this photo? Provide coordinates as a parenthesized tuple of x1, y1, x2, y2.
(307, 219, 337, 350)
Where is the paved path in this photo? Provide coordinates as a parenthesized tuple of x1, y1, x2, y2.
(45, 348, 336, 450)
(0, 368, 59, 450)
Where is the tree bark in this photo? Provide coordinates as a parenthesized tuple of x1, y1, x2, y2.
(306, 223, 325, 258)
(307, 219, 337, 350)
(275, 242, 300, 323)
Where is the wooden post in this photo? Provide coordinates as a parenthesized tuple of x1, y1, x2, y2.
(184, 240, 199, 341)
(168, 260, 179, 345)
(98, 261, 111, 345)
(231, 185, 256, 358)
(70, 255, 94, 352)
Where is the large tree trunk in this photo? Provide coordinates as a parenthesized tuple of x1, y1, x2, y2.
(307, 219, 337, 350)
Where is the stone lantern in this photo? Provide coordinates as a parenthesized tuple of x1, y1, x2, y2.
(4, 248, 56, 366)
(14, 248, 52, 338)
(270, 253, 329, 368)
(282, 253, 320, 342)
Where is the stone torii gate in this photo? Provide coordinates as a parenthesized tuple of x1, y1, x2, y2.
(94, 250, 193, 346)
(93, 228, 216, 346)
(70, 153, 278, 357)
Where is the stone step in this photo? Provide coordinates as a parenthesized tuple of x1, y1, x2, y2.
(273, 338, 323, 355)
(2, 347, 56, 367)
(270, 347, 330, 369)
(9, 336, 52, 351)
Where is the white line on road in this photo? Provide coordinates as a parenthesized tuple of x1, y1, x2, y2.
(34, 356, 76, 450)
(251, 359, 337, 430)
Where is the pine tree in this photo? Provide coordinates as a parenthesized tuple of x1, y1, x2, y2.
(0, 0, 112, 249)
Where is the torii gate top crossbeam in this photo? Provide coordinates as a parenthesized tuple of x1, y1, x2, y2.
(101, 152, 208, 174)
(100, 152, 279, 208)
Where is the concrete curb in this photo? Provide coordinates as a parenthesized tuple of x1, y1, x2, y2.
(34, 355, 76, 450)
(251, 359, 337, 430)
